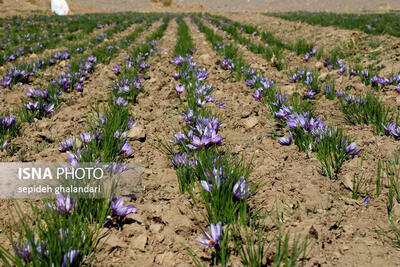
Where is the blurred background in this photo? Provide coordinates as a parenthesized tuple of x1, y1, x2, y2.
(1, 0, 400, 15)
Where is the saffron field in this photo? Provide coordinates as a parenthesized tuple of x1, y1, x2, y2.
(0, 11, 400, 266)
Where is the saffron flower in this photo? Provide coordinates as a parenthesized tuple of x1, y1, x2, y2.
(233, 177, 250, 199)
(252, 89, 263, 101)
(345, 142, 362, 156)
(59, 136, 75, 152)
(1, 140, 8, 151)
(120, 141, 133, 155)
(279, 133, 292, 146)
(175, 84, 185, 94)
(47, 193, 77, 215)
(61, 249, 79, 267)
(112, 64, 120, 74)
(195, 222, 223, 248)
(305, 90, 315, 98)
(111, 194, 137, 217)
(114, 96, 128, 106)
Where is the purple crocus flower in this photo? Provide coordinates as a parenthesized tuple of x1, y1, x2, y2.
(364, 197, 370, 205)
(209, 130, 223, 145)
(1, 114, 16, 127)
(396, 84, 400, 93)
(305, 90, 315, 98)
(345, 142, 361, 156)
(43, 103, 55, 114)
(350, 69, 358, 76)
(195, 222, 223, 248)
(233, 177, 250, 199)
(187, 135, 210, 150)
(252, 89, 263, 101)
(111, 194, 137, 217)
(1, 75, 12, 87)
(48, 58, 56, 65)
(175, 84, 185, 94)
(173, 73, 181, 80)
(120, 141, 133, 155)
(66, 149, 81, 167)
(25, 101, 40, 110)
(112, 64, 120, 74)
(80, 132, 92, 144)
(14, 240, 44, 261)
(382, 122, 400, 138)
(278, 133, 292, 146)
(75, 83, 83, 92)
(218, 102, 226, 109)
(61, 249, 79, 267)
(47, 193, 77, 214)
(1, 140, 8, 151)
(14, 241, 32, 261)
(181, 109, 194, 123)
(114, 97, 128, 106)
(62, 52, 71, 60)
(172, 152, 187, 167)
(59, 137, 75, 152)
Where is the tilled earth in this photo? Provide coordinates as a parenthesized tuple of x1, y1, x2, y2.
(1, 10, 400, 267)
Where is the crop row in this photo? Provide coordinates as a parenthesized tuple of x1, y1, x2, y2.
(1, 14, 145, 89)
(267, 12, 400, 37)
(0, 13, 145, 66)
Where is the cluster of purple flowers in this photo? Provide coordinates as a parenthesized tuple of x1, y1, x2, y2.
(304, 47, 317, 61)
(172, 152, 197, 167)
(1, 65, 35, 88)
(51, 55, 96, 92)
(59, 113, 135, 165)
(221, 57, 235, 70)
(0, 113, 16, 151)
(323, 58, 400, 90)
(201, 171, 250, 200)
(46, 193, 76, 215)
(14, 236, 79, 266)
(94, 33, 107, 43)
(125, 53, 151, 73)
(173, 111, 224, 150)
(112, 77, 141, 94)
(382, 122, 400, 139)
(0, 113, 16, 129)
(24, 87, 56, 116)
(289, 69, 306, 83)
(53, 51, 71, 60)
(336, 90, 364, 104)
(106, 45, 120, 51)
(240, 67, 274, 101)
(14, 239, 48, 262)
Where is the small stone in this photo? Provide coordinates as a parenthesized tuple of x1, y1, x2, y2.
(131, 233, 147, 250)
(199, 54, 210, 64)
(320, 72, 328, 81)
(150, 223, 164, 233)
(155, 252, 175, 264)
(104, 232, 124, 248)
(127, 126, 146, 142)
(243, 117, 258, 129)
(309, 225, 318, 240)
(315, 62, 324, 71)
